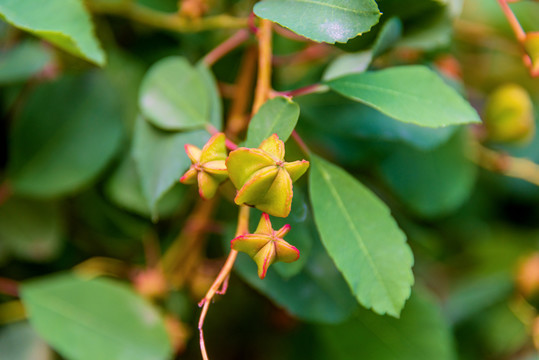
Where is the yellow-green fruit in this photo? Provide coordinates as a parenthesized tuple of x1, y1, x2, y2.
(483, 83, 535, 144)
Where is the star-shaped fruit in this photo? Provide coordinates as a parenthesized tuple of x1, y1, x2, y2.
(180, 133, 228, 199)
(231, 213, 299, 279)
(226, 134, 309, 217)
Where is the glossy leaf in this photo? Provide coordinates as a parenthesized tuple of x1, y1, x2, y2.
(7, 72, 124, 198)
(139, 56, 209, 131)
(254, 0, 381, 44)
(326, 65, 481, 127)
(0, 40, 52, 84)
(132, 115, 209, 219)
(316, 289, 457, 360)
(244, 97, 300, 148)
(309, 155, 414, 317)
(0, 0, 105, 65)
(0, 197, 63, 262)
(379, 131, 477, 217)
(21, 274, 172, 360)
(298, 93, 456, 150)
(105, 154, 186, 219)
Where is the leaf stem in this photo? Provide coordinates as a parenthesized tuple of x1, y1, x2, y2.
(291, 130, 311, 158)
(206, 124, 238, 150)
(88, 0, 248, 32)
(198, 205, 250, 360)
(202, 29, 251, 67)
(0, 181, 12, 207)
(271, 83, 329, 99)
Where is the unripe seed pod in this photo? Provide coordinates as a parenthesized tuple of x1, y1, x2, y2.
(524, 32, 539, 75)
(483, 83, 535, 144)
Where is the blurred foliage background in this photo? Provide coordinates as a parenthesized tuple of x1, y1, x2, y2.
(1, 0, 539, 359)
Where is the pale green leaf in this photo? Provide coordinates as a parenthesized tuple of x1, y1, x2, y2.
(197, 62, 223, 130)
(0, 197, 64, 262)
(316, 289, 457, 360)
(105, 154, 186, 219)
(21, 274, 172, 360)
(326, 65, 481, 127)
(139, 56, 209, 131)
(8, 72, 124, 198)
(132, 115, 209, 219)
(244, 97, 299, 148)
(254, 0, 381, 44)
(309, 155, 414, 316)
(0, 0, 105, 65)
(0, 40, 53, 84)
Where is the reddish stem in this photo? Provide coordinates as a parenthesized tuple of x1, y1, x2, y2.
(291, 130, 311, 158)
(0, 277, 19, 297)
(271, 83, 328, 98)
(0, 181, 12, 207)
(497, 0, 526, 42)
(203, 29, 250, 67)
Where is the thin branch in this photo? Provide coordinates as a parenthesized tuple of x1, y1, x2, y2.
(271, 83, 329, 98)
(0, 181, 12, 207)
(198, 205, 250, 360)
(252, 19, 273, 114)
(291, 130, 311, 158)
(472, 142, 539, 187)
(496, 0, 526, 42)
(202, 29, 251, 67)
(87, 0, 248, 33)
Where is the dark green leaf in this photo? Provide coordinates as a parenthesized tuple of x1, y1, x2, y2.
(254, 0, 381, 44)
(0, 197, 64, 262)
(132, 115, 209, 219)
(8, 72, 124, 198)
(139, 57, 209, 131)
(309, 155, 414, 316)
(0, 0, 105, 65)
(371, 17, 402, 58)
(244, 96, 299, 148)
(326, 65, 481, 127)
(316, 289, 457, 360)
(379, 131, 477, 217)
(0, 40, 52, 84)
(232, 231, 357, 323)
(21, 273, 172, 360)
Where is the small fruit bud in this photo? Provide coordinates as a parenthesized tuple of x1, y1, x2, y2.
(180, 133, 228, 199)
(226, 134, 309, 217)
(231, 213, 299, 279)
(524, 32, 539, 76)
(483, 83, 535, 144)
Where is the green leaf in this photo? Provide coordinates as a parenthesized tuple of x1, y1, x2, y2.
(0, 322, 52, 360)
(244, 97, 300, 148)
(316, 289, 457, 360)
(132, 115, 209, 219)
(0, 197, 64, 262)
(197, 62, 223, 130)
(326, 65, 481, 127)
(232, 229, 357, 323)
(21, 273, 172, 360)
(139, 56, 210, 131)
(309, 155, 414, 316)
(8, 72, 124, 198)
(371, 17, 403, 58)
(0, 40, 53, 84)
(254, 0, 381, 44)
(298, 93, 456, 150)
(105, 154, 186, 219)
(379, 131, 477, 217)
(0, 0, 105, 66)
